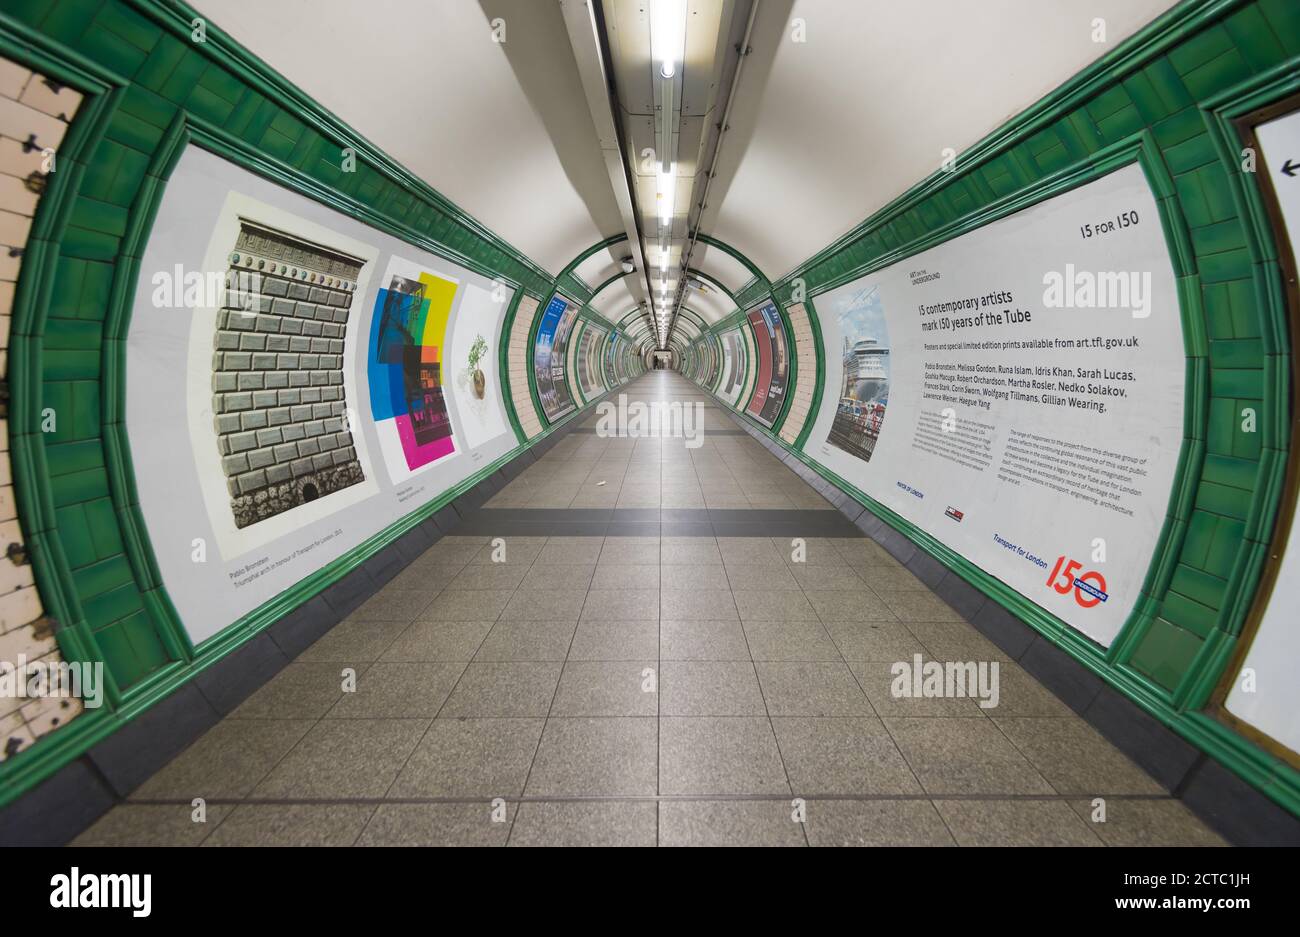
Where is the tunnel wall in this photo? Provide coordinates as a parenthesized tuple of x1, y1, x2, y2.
(0, 0, 642, 818)
(682, 0, 1300, 834)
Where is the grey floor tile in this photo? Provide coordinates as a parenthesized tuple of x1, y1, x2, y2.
(389, 560, 463, 591)
(804, 589, 895, 621)
(1066, 797, 1226, 846)
(803, 799, 955, 846)
(734, 590, 819, 620)
(387, 718, 544, 797)
(660, 589, 739, 620)
(551, 661, 658, 716)
(535, 537, 604, 564)
(771, 717, 922, 795)
(466, 536, 548, 565)
(661, 537, 722, 564)
(525, 717, 658, 795)
(717, 537, 786, 566)
(421, 590, 514, 621)
(659, 800, 806, 847)
(932, 799, 1104, 846)
(500, 589, 587, 620)
(473, 619, 577, 661)
(659, 716, 790, 796)
(508, 801, 657, 847)
(439, 662, 563, 717)
(380, 619, 493, 662)
(520, 563, 595, 591)
(848, 659, 988, 717)
(875, 589, 965, 622)
(742, 620, 842, 661)
(660, 564, 727, 591)
(725, 564, 800, 591)
(423, 537, 491, 562)
(568, 618, 659, 660)
(357, 803, 512, 846)
(907, 620, 1014, 661)
(297, 619, 409, 663)
(773, 537, 849, 566)
(598, 537, 661, 564)
(345, 589, 438, 622)
(447, 564, 528, 591)
(325, 661, 466, 718)
(661, 661, 766, 716)
(591, 564, 660, 590)
(992, 717, 1166, 795)
(883, 717, 1055, 795)
(825, 620, 927, 661)
(581, 588, 659, 621)
(73, 804, 233, 846)
(202, 804, 376, 847)
(755, 661, 872, 717)
(833, 539, 906, 568)
(252, 719, 428, 799)
(129, 719, 313, 800)
(982, 663, 1075, 717)
(230, 661, 363, 720)
(857, 564, 929, 591)
(660, 620, 751, 660)
(788, 565, 868, 591)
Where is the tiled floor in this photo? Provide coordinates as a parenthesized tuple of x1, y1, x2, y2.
(75, 373, 1223, 846)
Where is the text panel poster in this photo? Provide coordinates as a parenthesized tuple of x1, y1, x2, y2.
(802, 164, 1184, 646)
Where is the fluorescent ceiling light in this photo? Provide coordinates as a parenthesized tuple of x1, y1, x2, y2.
(651, 0, 687, 78)
(657, 163, 676, 225)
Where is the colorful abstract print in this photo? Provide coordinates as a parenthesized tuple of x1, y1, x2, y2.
(368, 270, 458, 472)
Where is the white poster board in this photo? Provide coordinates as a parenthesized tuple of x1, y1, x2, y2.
(801, 164, 1184, 647)
(1225, 107, 1300, 754)
(128, 147, 516, 644)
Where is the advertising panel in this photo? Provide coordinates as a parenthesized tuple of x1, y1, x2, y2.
(801, 164, 1183, 647)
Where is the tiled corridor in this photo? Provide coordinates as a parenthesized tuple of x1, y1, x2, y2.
(74, 374, 1222, 846)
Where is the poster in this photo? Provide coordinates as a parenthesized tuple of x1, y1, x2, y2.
(825, 284, 891, 463)
(718, 328, 742, 404)
(367, 255, 458, 482)
(126, 147, 516, 643)
(801, 164, 1183, 647)
(745, 301, 788, 426)
(604, 329, 618, 387)
(1225, 106, 1300, 754)
(534, 294, 578, 421)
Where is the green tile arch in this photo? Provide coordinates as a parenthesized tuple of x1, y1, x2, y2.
(738, 0, 1298, 814)
(0, 0, 629, 804)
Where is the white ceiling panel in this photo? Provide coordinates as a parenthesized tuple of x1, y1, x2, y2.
(704, 0, 1180, 279)
(690, 242, 755, 293)
(590, 275, 641, 322)
(573, 241, 627, 290)
(198, 0, 623, 275)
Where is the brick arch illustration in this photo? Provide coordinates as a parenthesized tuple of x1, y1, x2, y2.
(367, 267, 459, 473)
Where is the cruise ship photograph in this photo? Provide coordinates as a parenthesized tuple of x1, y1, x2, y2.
(828, 299, 892, 462)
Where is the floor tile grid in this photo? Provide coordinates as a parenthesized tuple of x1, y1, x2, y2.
(73, 375, 1219, 846)
(102, 533, 1180, 845)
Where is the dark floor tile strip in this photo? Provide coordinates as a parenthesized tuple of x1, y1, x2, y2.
(455, 507, 866, 538)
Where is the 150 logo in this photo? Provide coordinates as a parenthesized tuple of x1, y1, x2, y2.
(1045, 555, 1108, 608)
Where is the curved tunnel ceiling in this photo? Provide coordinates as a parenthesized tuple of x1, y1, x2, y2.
(702, 0, 1181, 279)
(197, 0, 626, 276)
(203, 0, 1180, 331)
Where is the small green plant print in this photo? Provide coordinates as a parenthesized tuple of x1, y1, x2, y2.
(468, 335, 488, 370)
